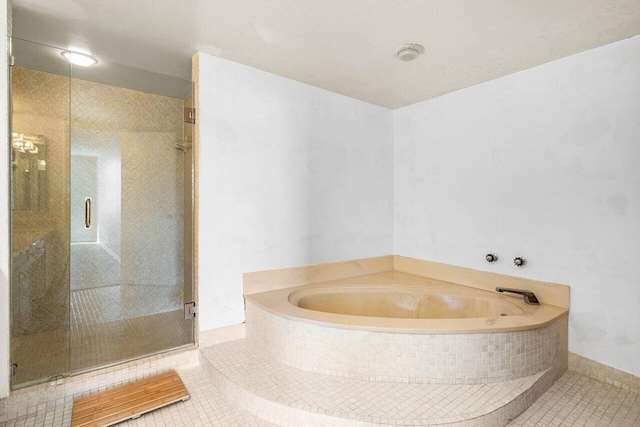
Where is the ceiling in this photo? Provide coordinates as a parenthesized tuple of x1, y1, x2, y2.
(11, 0, 640, 109)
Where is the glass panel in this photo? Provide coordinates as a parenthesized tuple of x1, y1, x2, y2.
(10, 38, 71, 388)
(182, 93, 194, 305)
(68, 54, 194, 373)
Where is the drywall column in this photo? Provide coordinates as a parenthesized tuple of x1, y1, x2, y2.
(394, 35, 640, 376)
(196, 52, 394, 331)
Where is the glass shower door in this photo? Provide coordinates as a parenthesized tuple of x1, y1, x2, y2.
(68, 55, 195, 373)
(10, 39, 72, 388)
(9, 37, 195, 389)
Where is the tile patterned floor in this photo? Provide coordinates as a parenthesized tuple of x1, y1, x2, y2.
(509, 371, 640, 426)
(1, 357, 638, 426)
(0, 367, 273, 427)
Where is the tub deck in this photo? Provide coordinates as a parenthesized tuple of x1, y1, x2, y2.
(246, 270, 567, 334)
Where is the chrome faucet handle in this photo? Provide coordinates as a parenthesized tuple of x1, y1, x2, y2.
(495, 287, 540, 305)
(513, 257, 526, 267)
(485, 253, 498, 263)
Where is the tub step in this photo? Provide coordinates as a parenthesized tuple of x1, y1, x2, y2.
(200, 339, 559, 427)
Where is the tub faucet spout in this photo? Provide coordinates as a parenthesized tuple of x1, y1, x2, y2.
(495, 287, 540, 305)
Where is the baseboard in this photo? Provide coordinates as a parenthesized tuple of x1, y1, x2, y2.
(199, 324, 246, 348)
(569, 352, 640, 393)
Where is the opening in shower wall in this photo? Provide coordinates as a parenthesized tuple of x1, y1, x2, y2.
(9, 38, 195, 389)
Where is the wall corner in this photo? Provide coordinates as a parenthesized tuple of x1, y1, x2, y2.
(1, 0, 12, 399)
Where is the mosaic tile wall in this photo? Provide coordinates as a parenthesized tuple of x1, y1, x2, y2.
(69, 155, 98, 243)
(11, 231, 68, 337)
(69, 128, 121, 253)
(120, 131, 184, 288)
(71, 76, 185, 291)
(11, 67, 71, 340)
(246, 301, 569, 384)
(70, 244, 120, 291)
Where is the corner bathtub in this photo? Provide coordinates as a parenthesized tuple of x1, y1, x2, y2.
(244, 271, 568, 384)
(292, 285, 533, 321)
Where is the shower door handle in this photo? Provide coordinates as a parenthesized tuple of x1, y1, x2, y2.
(85, 197, 91, 228)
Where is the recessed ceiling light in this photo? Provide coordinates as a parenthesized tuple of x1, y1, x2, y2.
(61, 50, 98, 66)
(394, 44, 425, 62)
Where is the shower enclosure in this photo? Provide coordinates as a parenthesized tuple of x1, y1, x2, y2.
(9, 38, 195, 389)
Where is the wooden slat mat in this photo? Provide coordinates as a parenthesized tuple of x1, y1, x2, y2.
(72, 370, 189, 427)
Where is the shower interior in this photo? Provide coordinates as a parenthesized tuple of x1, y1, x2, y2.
(9, 38, 195, 389)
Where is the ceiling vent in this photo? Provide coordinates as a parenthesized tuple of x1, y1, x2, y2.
(394, 44, 425, 62)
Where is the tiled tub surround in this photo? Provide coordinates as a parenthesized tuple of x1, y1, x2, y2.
(234, 260, 570, 425)
(246, 299, 568, 385)
(245, 271, 568, 384)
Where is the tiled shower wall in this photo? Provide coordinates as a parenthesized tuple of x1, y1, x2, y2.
(120, 131, 184, 288)
(70, 154, 98, 243)
(70, 76, 185, 290)
(70, 129, 120, 252)
(11, 231, 66, 336)
(11, 67, 71, 337)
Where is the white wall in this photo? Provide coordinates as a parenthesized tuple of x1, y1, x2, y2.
(394, 35, 640, 376)
(197, 53, 394, 330)
(1, 0, 10, 400)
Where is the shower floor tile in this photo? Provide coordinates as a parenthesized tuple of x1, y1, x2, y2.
(70, 309, 192, 373)
(12, 309, 192, 388)
(71, 284, 183, 326)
